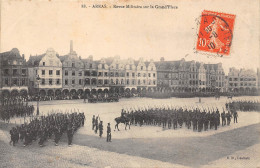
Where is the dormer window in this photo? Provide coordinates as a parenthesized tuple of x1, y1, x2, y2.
(43, 62, 45, 66)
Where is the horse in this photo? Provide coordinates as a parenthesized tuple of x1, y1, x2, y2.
(114, 115, 131, 131)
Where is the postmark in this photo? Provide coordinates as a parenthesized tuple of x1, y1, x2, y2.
(195, 10, 236, 57)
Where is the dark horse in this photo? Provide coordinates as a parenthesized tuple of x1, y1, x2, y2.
(114, 115, 131, 131)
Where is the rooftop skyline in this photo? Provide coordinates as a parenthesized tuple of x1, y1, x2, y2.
(0, 0, 259, 74)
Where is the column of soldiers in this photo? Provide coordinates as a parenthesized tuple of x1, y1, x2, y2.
(120, 105, 236, 132)
(226, 100, 260, 112)
(0, 101, 34, 122)
(88, 93, 119, 103)
(9, 112, 85, 147)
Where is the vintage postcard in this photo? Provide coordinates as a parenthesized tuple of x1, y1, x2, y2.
(0, 0, 259, 168)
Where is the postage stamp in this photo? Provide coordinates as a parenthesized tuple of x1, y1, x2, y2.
(196, 10, 236, 56)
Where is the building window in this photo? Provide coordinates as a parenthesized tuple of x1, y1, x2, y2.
(116, 79, 119, 85)
(79, 71, 82, 76)
(65, 70, 68, 76)
(72, 71, 75, 76)
(126, 79, 129, 85)
(127, 72, 129, 77)
(89, 64, 92, 68)
(138, 80, 141, 85)
(148, 73, 151, 77)
(5, 78, 8, 85)
(92, 71, 97, 76)
(104, 79, 108, 85)
(56, 70, 60, 76)
(4, 69, 9, 75)
(132, 73, 135, 77)
(84, 71, 88, 76)
(22, 69, 26, 76)
(98, 72, 103, 76)
(153, 80, 156, 85)
(138, 73, 141, 77)
(49, 70, 53, 75)
(141, 66, 143, 70)
(104, 72, 108, 77)
(72, 63, 75, 68)
(98, 79, 103, 85)
(13, 69, 18, 75)
(110, 79, 114, 84)
(72, 79, 75, 85)
(56, 79, 60, 85)
(41, 79, 45, 85)
(143, 80, 146, 84)
(21, 79, 25, 86)
(49, 79, 53, 85)
(43, 62, 45, 66)
(65, 79, 68, 85)
(12, 78, 18, 85)
(42, 70, 45, 75)
(79, 79, 82, 85)
(115, 72, 119, 77)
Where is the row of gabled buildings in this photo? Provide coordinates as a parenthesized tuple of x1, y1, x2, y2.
(0, 41, 259, 98)
(155, 57, 226, 92)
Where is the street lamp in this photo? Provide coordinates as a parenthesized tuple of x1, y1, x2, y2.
(83, 78, 86, 103)
(36, 75, 41, 115)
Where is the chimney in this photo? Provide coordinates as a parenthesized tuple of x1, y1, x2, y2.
(160, 57, 165, 62)
(70, 40, 73, 53)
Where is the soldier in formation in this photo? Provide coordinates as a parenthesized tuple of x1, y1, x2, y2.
(119, 105, 238, 132)
(9, 111, 85, 147)
(0, 101, 34, 122)
(226, 100, 260, 112)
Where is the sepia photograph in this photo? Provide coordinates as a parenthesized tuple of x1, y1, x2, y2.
(0, 0, 259, 167)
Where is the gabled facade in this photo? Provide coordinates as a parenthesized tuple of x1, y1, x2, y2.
(27, 48, 62, 98)
(0, 48, 29, 97)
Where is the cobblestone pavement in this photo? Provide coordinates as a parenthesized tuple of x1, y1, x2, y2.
(0, 97, 259, 168)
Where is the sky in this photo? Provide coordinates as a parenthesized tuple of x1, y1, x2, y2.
(0, 0, 259, 74)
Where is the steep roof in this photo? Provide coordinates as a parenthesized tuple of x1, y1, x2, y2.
(0, 48, 23, 60)
(27, 54, 45, 67)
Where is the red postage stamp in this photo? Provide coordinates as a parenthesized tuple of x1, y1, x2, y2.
(196, 10, 236, 56)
